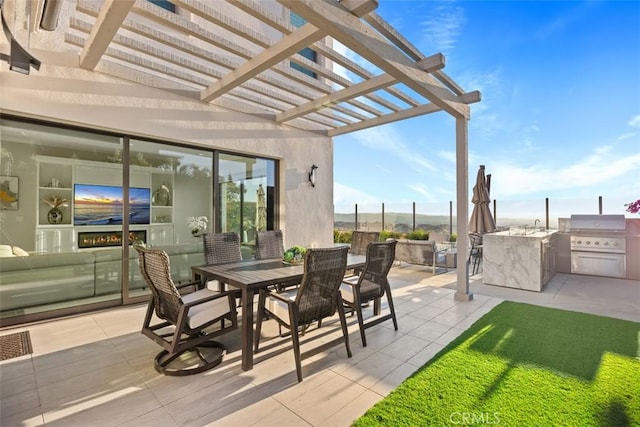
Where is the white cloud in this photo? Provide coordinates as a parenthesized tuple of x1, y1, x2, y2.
(419, 1, 466, 53)
(490, 146, 640, 197)
(350, 126, 435, 172)
(334, 182, 379, 212)
(461, 69, 505, 139)
(409, 183, 437, 202)
(628, 115, 640, 128)
(617, 132, 637, 141)
(616, 115, 640, 140)
(534, 1, 596, 39)
(437, 150, 456, 163)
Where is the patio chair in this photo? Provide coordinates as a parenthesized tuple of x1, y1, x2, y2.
(340, 240, 398, 347)
(347, 231, 380, 278)
(255, 230, 285, 260)
(256, 230, 300, 292)
(469, 233, 483, 275)
(254, 246, 351, 382)
(202, 232, 242, 292)
(135, 246, 238, 376)
(350, 231, 380, 256)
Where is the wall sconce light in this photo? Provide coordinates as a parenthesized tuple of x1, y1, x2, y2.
(308, 164, 318, 187)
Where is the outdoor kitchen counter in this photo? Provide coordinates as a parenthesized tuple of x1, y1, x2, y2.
(483, 230, 558, 292)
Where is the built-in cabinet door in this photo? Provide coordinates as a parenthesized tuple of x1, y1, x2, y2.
(149, 225, 175, 246)
(541, 238, 556, 286)
(35, 228, 74, 253)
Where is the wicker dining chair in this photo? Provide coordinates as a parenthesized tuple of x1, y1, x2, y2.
(135, 246, 238, 376)
(350, 231, 380, 256)
(347, 231, 380, 278)
(202, 232, 242, 292)
(340, 240, 398, 347)
(254, 246, 351, 382)
(256, 230, 300, 292)
(255, 230, 285, 260)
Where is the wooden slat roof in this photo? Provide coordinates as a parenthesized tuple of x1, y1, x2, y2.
(64, 0, 480, 136)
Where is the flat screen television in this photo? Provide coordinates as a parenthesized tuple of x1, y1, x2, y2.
(74, 184, 151, 225)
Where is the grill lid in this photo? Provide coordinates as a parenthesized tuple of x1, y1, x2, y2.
(569, 214, 626, 232)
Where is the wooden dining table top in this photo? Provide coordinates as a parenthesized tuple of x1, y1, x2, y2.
(191, 254, 367, 290)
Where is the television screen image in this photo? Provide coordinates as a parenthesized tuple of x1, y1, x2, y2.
(74, 184, 151, 225)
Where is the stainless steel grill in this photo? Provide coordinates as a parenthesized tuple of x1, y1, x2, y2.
(569, 214, 626, 278)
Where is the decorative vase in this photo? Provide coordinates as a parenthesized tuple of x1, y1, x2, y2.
(152, 184, 171, 206)
(47, 208, 63, 224)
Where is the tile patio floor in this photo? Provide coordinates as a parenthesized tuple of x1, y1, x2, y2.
(1, 266, 638, 426)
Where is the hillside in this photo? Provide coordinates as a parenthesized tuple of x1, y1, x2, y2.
(334, 212, 547, 231)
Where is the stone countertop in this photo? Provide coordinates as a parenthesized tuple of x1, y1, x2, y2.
(491, 230, 558, 239)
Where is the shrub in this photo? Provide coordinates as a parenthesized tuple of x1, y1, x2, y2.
(450, 233, 457, 242)
(333, 230, 352, 244)
(406, 229, 430, 240)
(380, 230, 403, 240)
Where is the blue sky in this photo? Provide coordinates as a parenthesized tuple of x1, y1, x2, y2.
(333, 0, 640, 215)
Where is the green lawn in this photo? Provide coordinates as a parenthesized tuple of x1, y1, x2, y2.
(354, 301, 640, 426)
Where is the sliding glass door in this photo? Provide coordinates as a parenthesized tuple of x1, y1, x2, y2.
(128, 140, 213, 301)
(217, 153, 276, 257)
(0, 117, 278, 326)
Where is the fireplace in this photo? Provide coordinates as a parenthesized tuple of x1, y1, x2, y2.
(78, 230, 147, 249)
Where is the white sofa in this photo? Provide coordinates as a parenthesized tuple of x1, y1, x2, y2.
(392, 239, 447, 273)
(0, 243, 205, 314)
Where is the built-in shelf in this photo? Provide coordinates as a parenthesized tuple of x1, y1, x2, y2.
(35, 156, 176, 252)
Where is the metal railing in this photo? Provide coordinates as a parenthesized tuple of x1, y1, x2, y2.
(334, 195, 636, 234)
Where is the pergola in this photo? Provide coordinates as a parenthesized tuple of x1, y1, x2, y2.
(23, 0, 480, 299)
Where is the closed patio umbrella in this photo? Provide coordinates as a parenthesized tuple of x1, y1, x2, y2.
(469, 165, 496, 234)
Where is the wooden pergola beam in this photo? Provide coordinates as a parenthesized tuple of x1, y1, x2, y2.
(278, 52, 446, 124)
(280, 0, 470, 118)
(328, 103, 442, 137)
(79, 0, 134, 70)
(277, 74, 394, 123)
(200, 23, 324, 103)
(228, 0, 420, 109)
(201, 0, 379, 104)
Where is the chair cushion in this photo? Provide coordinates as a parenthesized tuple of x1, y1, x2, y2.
(182, 289, 231, 329)
(12, 246, 29, 256)
(341, 277, 383, 303)
(266, 289, 297, 323)
(340, 276, 358, 303)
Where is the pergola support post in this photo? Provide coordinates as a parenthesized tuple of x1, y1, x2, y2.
(454, 116, 472, 302)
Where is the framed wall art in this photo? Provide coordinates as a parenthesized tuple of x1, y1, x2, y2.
(0, 176, 19, 210)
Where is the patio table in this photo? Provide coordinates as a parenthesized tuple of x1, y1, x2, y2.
(192, 254, 366, 371)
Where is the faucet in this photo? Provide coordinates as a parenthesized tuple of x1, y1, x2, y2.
(534, 219, 541, 227)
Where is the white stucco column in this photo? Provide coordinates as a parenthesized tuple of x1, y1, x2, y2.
(455, 116, 472, 301)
